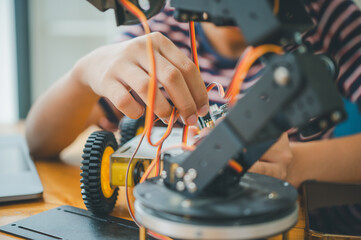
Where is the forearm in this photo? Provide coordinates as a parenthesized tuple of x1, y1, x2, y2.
(26, 63, 100, 158)
(287, 133, 361, 187)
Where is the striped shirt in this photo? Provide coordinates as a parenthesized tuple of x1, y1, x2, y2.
(113, 0, 361, 141)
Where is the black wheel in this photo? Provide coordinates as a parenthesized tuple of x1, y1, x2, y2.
(80, 131, 118, 215)
(119, 116, 145, 146)
(133, 161, 145, 185)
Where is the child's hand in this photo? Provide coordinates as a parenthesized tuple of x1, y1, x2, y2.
(249, 133, 293, 181)
(76, 32, 209, 125)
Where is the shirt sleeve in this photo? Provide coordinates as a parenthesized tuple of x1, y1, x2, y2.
(303, 0, 361, 111)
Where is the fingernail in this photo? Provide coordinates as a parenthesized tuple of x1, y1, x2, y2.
(198, 105, 209, 117)
(186, 114, 198, 126)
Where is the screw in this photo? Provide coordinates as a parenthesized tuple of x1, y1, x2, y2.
(297, 45, 307, 54)
(176, 181, 185, 191)
(160, 170, 167, 179)
(268, 192, 278, 199)
(331, 111, 342, 123)
(203, 12, 209, 20)
(274, 66, 290, 86)
(319, 120, 328, 130)
(187, 182, 197, 193)
(175, 167, 185, 178)
(187, 168, 197, 180)
(184, 174, 192, 183)
(294, 32, 303, 45)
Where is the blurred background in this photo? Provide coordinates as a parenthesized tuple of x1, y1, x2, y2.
(0, 0, 118, 124)
(0, 0, 361, 136)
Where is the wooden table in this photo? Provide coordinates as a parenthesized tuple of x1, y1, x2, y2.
(0, 124, 305, 239)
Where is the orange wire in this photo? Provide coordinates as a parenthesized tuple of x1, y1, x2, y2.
(228, 160, 243, 173)
(225, 46, 253, 98)
(207, 82, 225, 96)
(120, 0, 177, 148)
(125, 128, 147, 226)
(274, 0, 280, 15)
(154, 143, 163, 178)
(182, 125, 189, 144)
(226, 45, 284, 105)
(181, 21, 200, 145)
(189, 21, 200, 70)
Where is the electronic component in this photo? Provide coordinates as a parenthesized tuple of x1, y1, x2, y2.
(198, 103, 228, 129)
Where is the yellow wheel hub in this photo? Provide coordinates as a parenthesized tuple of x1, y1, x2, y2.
(101, 146, 115, 198)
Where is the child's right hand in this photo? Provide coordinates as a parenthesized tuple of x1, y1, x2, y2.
(75, 32, 209, 126)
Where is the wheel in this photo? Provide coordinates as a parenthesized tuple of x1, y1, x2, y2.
(119, 116, 145, 146)
(133, 161, 145, 185)
(80, 131, 118, 215)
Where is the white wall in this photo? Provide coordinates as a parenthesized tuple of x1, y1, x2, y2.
(29, 0, 119, 102)
(0, 0, 18, 124)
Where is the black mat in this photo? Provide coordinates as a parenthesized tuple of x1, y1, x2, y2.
(0, 205, 154, 240)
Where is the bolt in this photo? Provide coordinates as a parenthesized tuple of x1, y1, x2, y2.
(319, 120, 328, 130)
(268, 192, 278, 199)
(283, 182, 289, 187)
(294, 32, 303, 45)
(203, 12, 209, 20)
(331, 111, 342, 123)
(187, 168, 197, 180)
(160, 170, 167, 179)
(138, 0, 150, 11)
(297, 45, 307, 54)
(175, 167, 185, 178)
(187, 182, 197, 193)
(184, 174, 192, 183)
(274, 66, 290, 86)
(176, 181, 185, 191)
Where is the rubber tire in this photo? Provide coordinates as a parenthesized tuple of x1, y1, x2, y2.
(80, 131, 118, 215)
(119, 116, 145, 146)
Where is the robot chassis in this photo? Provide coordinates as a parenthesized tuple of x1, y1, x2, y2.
(80, 0, 347, 239)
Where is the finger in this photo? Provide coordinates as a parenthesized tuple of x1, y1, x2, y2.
(102, 97, 125, 120)
(248, 161, 287, 180)
(100, 78, 145, 119)
(115, 64, 174, 122)
(151, 33, 209, 116)
(136, 51, 199, 125)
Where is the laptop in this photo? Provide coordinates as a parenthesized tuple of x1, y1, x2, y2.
(0, 135, 43, 202)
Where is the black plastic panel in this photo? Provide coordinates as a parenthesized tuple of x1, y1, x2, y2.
(0, 205, 155, 240)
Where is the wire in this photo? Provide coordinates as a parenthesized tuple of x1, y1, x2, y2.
(206, 82, 225, 96)
(228, 159, 243, 173)
(125, 128, 147, 227)
(119, 0, 177, 148)
(161, 144, 196, 154)
(182, 125, 189, 144)
(273, 0, 280, 15)
(189, 21, 200, 70)
(226, 45, 284, 105)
